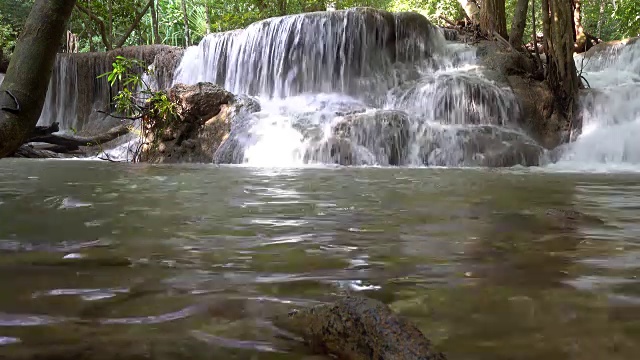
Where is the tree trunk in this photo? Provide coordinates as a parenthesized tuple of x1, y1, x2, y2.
(181, 0, 191, 46)
(0, 0, 77, 158)
(76, 2, 112, 50)
(480, 0, 508, 39)
(596, 0, 605, 39)
(573, 0, 587, 52)
(277, 0, 288, 16)
(27, 123, 131, 151)
(531, 0, 543, 73)
(150, 0, 162, 44)
(108, 0, 113, 46)
(204, 1, 212, 34)
(509, 0, 529, 48)
(88, 0, 95, 52)
(114, 0, 154, 48)
(542, 0, 581, 128)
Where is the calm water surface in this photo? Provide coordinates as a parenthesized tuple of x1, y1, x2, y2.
(0, 159, 639, 359)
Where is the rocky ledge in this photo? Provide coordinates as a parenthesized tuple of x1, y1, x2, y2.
(141, 82, 259, 163)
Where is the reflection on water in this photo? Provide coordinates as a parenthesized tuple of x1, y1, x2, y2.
(0, 159, 639, 359)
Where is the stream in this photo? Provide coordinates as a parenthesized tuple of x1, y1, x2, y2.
(0, 160, 639, 359)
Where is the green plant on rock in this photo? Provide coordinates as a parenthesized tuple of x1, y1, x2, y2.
(99, 55, 177, 161)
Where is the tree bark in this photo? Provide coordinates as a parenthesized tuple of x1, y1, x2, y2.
(114, 0, 154, 48)
(596, 0, 605, 39)
(573, 0, 587, 52)
(458, 0, 480, 24)
(181, 0, 191, 46)
(204, 1, 212, 34)
(76, 2, 112, 50)
(480, 0, 508, 39)
(0, 0, 77, 158)
(531, 0, 543, 72)
(27, 123, 131, 151)
(509, 0, 529, 48)
(543, 0, 581, 125)
(150, 0, 162, 44)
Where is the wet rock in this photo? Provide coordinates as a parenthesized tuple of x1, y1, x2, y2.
(423, 125, 544, 167)
(392, 12, 441, 61)
(439, 28, 459, 41)
(274, 296, 446, 360)
(304, 137, 360, 166)
(477, 41, 535, 76)
(234, 94, 261, 113)
(142, 82, 238, 163)
(333, 110, 410, 166)
(507, 75, 560, 149)
(582, 36, 639, 60)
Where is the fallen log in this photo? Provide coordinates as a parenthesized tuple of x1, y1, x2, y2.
(26, 123, 131, 152)
(13, 145, 64, 158)
(274, 296, 447, 360)
(30, 122, 60, 137)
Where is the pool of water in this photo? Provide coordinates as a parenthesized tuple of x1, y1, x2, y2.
(0, 159, 638, 359)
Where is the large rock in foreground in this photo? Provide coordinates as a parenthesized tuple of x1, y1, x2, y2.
(142, 82, 237, 163)
(274, 296, 446, 360)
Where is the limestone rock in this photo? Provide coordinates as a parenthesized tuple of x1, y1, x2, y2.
(274, 296, 446, 360)
(507, 75, 560, 149)
(142, 82, 237, 163)
(423, 125, 544, 167)
(332, 110, 410, 166)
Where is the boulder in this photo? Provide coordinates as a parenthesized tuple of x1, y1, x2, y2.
(273, 296, 446, 360)
(142, 82, 237, 163)
(422, 125, 544, 167)
(332, 110, 411, 166)
(507, 75, 560, 149)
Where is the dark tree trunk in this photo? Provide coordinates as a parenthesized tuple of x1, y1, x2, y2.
(531, 0, 543, 73)
(542, 0, 581, 130)
(573, 0, 586, 52)
(151, 0, 162, 44)
(509, 0, 529, 48)
(76, 2, 112, 50)
(181, 0, 191, 46)
(277, 0, 288, 16)
(204, 1, 212, 34)
(0, 0, 77, 158)
(114, 0, 154, 48)
(596, 0, 605, 39)
(480, 0, 508, 39)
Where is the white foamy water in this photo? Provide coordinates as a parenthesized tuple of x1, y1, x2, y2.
(553, 39, 640, 171)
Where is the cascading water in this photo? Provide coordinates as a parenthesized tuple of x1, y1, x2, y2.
(38, 56, 79, 132)
(554, 39, 640, 170)
(174, 8, 539, 167)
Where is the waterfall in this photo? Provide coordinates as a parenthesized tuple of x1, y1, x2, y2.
(38, 56, 79, 131)
(555, 38, 640, 170)
(175, 8, 539, 167)
(34, 46, 183, 134)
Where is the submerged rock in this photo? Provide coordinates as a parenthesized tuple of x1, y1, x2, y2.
(274, 296, 446, 360)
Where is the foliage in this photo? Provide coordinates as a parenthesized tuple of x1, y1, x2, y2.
(1, 0, 638, 59)
(99, 56, 177, 160)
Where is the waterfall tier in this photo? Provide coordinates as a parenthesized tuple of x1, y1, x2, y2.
(173, 7, 539, 167)
(37, 45, 183, 133)
(555, 38, 640, 169)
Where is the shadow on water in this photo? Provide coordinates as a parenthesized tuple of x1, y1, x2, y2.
(0, 160, 639, 359)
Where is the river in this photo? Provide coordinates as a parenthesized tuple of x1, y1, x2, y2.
(0, 159, 639, 359)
